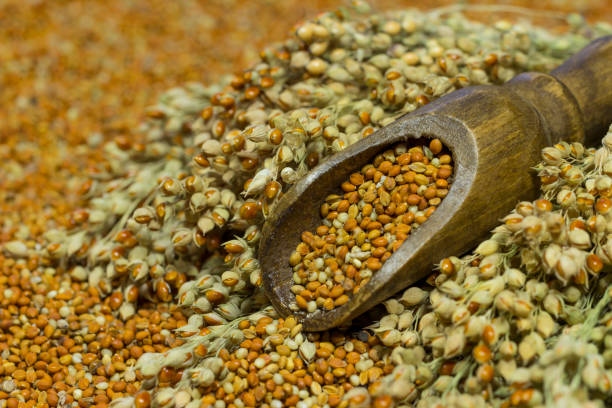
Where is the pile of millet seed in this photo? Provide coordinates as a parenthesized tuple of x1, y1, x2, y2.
(3, 2, 612, 408)
(289, 139, 452, 313)
(0, 251, 189, 408)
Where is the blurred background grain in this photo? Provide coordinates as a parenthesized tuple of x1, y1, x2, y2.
(1, 0, 610, 242)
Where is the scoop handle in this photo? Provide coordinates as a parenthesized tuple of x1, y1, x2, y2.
(506, 35, 612, 146)
(553, 35, 612, 143)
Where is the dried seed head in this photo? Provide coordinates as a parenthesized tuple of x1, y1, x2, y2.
(401, 287, 428, 306)
(555, 253, 580, 282)
(136, 353, 164, 378)
(3, 241, 29, 257)
(475, 240, 499, 256)
(569, 228, 591, 249)
(495, 290, 515, 313)
(190, 192, 207, 212)
(505, 268, 526, 288)
(542, 146, 563, 165)
(397, 311, 414, 330)
(536, 311, 556, 338)
(451, 305, 470, 326)
(299, 340, 316, 362)
(499, 340, 517, 359)
(442, 328, 465, 358)
(557, 189, 576, 208)
(479, 254, 501, 279)
(543, 292, 563, 317)
(380, 329, 401, 346)
(464, 315, 486, 339)
(518, 332, 545, 363)
(543, 244, 562, 270)
(245, 168, 273, 196)
(512, 298, 533, 318)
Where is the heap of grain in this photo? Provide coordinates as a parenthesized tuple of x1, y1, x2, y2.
(3, 2, 612, 408)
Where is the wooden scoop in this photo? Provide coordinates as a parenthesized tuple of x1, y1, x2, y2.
(260, 35, 612, 331)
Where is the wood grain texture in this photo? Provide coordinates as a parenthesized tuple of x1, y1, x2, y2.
(550, 35, 612, 144)
(260, 35, 612, 331)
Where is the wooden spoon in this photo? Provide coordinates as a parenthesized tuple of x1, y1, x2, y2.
(260, 35, 612, 331)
